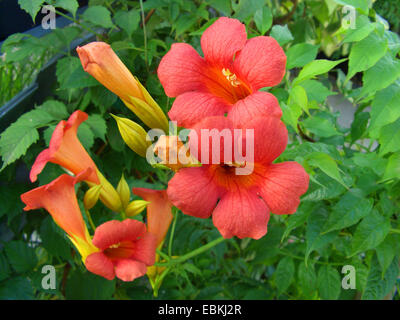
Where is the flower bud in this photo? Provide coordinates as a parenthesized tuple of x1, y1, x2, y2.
(117, 174, 130, 209)
(125, 200, 149, 217)
(84, 184, 102, 210)
(111, 114, 150, 157)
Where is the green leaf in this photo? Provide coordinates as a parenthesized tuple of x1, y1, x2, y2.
(302, 116, 339, 138)
(362, 254, 399, 300)
(298, 262, 317, 297)
(294, 59, 346, 85)
(86, 114, 107, 142)
(317, 265, 341, 300)
(207, 0, 231, 15)
(369, 82, 400, 137)
(274, 256, 295, 295)
(360, 53, 400, 97)
(347, 31, 387, 80)
(37, 100, 69, 120)
(306, 152, 347, 187)
(0, 277, 34, 300)
(56, 56, 99, 89)
(254, 6, 272, 35)
(281, 101, 302, 132)
(0, 252, 11, 282)
(289, 85, 308, 114)
(351, 152, 387, 177)
(82, 6, 113, 28)
(270, 24, 293, 46)
(382, 152, 400, 181)
(350, 111, 369, 142)
(66, 270, 116, 299)
(54, 0, 79, 17)
(18, 0, 45, 21)
(0, 123, 39, 171)
(174, 14, 198, 36)
(343, 15, 375, 43)
(301, 80, 336, 103)
(334, 0, 369, 13)
(286, 43, 319, 69)
(376, 234, 400, 276)
(114, 9, 140, 37)
(40, 217, 72, 261)
(350, 210, 391, 257)
(233, 0, 266, 21)
(322, 190, 373, 234)
(379, 118, 400, 156)
(4, 241, 38, 274)
(305, 208, 339, 263)
(77, 122, 95, 151)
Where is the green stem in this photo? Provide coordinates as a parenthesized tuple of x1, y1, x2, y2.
(390, 228, 400, 234)
(85, 209, 96, 232)
(168, 208, 179, 256)
(279, 249, 343, 266)
(139, 0, 149, 70)
(156, 236, 225, 267)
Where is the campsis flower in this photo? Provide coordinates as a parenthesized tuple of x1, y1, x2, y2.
(21, 169, 98, 262)
(29, 110, 122, 212)
(85, 219, 157, 281)
(158, 17, 286, 128)
(166, 116, 309, 239)
(77, 42, 169, 132)
(132, 188, 173, 247)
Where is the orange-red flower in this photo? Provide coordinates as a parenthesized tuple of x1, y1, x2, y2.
(158, 17, 286, 128)
(29, 110, 122, 212)
(167, 116, 309, 239)
(85, 219, 156, 281)
(21, 169, 98, 261)
(30, 110, 99, 184)
(132, 188, 173, 247)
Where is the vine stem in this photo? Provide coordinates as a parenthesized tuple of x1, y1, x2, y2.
(139, 0, 149, 71)
(155, 236, 226, 267)
(168, 208, 179, 256)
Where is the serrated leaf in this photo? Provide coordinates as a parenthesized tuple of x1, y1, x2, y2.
(56, 56, 99, 89)
(274, 256, 295, 295)
(85, 114, 107, 142)
(233, 0, 266, 21)
(322, 190, 373, 234)
(66, 270, 116, 299)
(40, 217, 72, 261)
(317, 265, 341, 300)
(18, 0, 45, 21)
(343, 15, 375, 43)
(54, 0, 79, 17)
(294, 59, 346, 85)
(350, 210, 390, 257)
(114, 9, 140, 37)
(376, 234, 400, 276)
(298, 262, 317, 297)
(382, 152, 400, 181)
(302, 116, 339, 138)
(0, 277, 34, 300)
(270, 24, 293, 46)
(4, 241, 38, 274)
(254, 6, 272, 35)
(286, 43, 319, 69)
(82, 6, 113, 28)
(301, 80, 336, 103)
(379, 118, 400, 156)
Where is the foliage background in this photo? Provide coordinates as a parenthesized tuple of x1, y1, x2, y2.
(0, 0, 400, 300)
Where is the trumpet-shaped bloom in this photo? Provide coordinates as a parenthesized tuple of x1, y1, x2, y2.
(132, 188, 173, 247)
(30, 110, 122, 212)
(30, 110, 99, 184)
(21, 169, 98, 261)
(158, 17, 286, 128)
(167, 116, 309, 239)
(77, 42, 168, 131)
(85, 219, 156, 281)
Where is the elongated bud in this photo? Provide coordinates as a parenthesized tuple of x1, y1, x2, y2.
(154, 135, 201, 171)
(84, 184, 102, 210)
(117, 174, 130, 209)
(87, 171, 122, 212)
(125, 200, 149, 217)
(77, 42, 168, 131)
(111, 114, 150, 157)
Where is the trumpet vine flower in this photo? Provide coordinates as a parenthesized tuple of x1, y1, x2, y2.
(85, 219, 156, 281)
(77, 42, 169, 132)
(158, 17, 286, 128)
(167, 116, 309, 239)
(29, 110, 122, 212)
(21, 169, 98, 262)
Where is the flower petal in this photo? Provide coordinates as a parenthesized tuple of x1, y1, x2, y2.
(114, 259, 147, 282)
(168, 91, 230, 128)
(212, 189, 270, 239)
(257, 162, 309, 215)
(233, 36, 286, 90)
(157, 43, 207, 97)
(85, 252, 115, 280)
(167, 166, 223, 218)
(92, 220, 146, 251)
(243, 116, 288, 164)
(227, 91, 282, 127)
(131, 232, 157, 266)
(201, 17, 247, 67)
(132, 188, 173, 247)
